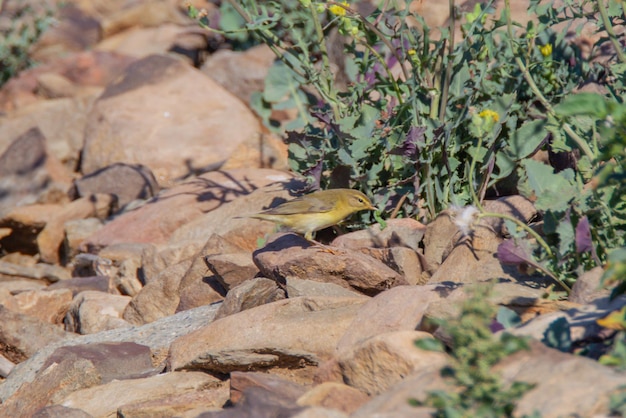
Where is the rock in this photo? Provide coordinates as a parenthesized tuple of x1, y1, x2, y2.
(337, 285, 442, 352)
(59, 371, 222, 417)
(0, 353, 16, 378)
(220, 132, 289, 172)
(80, 54, 262, 186)
(284, 277, 368, 299)
(482, 195, 538, 236)
(29, 4, 102, 63)
(498, 341, 626, 417)
(337, 331, 448, 396)
(35, 73, 82, 100)
(350, 368, 446, 418)
(0, 97, 96, 168)
(81, 168, 295, 250)
(97, 243, 164, 295)
(360, 247, 429, 285)
(33, 405, 94, 418)
(332, 218, 426, 252)
(569, 266, 608, 304)
(116, 386, 231, 418)
(73, 163, 159, 210)
(12, 288, 73, 324)
(168, 296, 366, 374)
(0, 203, 63, 255)
(64, 291, 131, 334)
(0, 305, 75, 363)
(47, 275, 113, 296)
(198, 386, 304, 418)
(201, 45, 277, 103)
(62, 218, 104, 263)
(427, 216, 514, 284)
(0, 127, 72, 219)
(421, 211, 459, 272)
(253, 234, 408, 296)
(230, 371, 309, 405)
(96, 24, 208, 62)
(214, 278, 286, 320)
(296, 382, 369, 415)
(204, 252, 259, 292)
(93, 0, 189, 37)
(1, 357, 100, 417)
(0, 303, 221, 402)
(37, 194, 116, 264)
(122, 258, 193, 325)
(0, 260, 71, 283)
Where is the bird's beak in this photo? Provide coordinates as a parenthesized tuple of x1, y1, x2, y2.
(367, 203, 378, 211)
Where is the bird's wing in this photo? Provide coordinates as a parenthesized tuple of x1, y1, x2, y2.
(261, 195, 334, 215)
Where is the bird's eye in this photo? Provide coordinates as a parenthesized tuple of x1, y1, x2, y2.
(358, 198, 364, 203)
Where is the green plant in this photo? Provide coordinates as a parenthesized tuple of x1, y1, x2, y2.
(188, 0, 625, 289)
(0, 2, 54, 87)
(412, 283, 536, 417)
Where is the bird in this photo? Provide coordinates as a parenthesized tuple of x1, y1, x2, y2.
(248, 188, 377, 242)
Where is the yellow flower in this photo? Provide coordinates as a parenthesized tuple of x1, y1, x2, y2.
(407, 49, 416, 56)
(540, 43, 553, 57)
(479, 109, 499, 122)
(329, 1, 349, 16)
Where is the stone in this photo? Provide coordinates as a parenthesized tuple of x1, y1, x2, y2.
(0, 260, 71, 283)
(33, 405, 93, 418)
(59, 371, 222, 417)
(230, 371, 309, 405)
(201, 45, 277, 103)
(12, 288, 73, 324)
(0, 306, 74, 363)
(569, 266, 608, 304)
(0, 203, 60, 254)
(0, 303, 221, 402)
(337, 285, 442, 352)
(204, 252, 259, 291)
(214, 278, 286, 320)
(0, 126, 72, 220)
(337, 331, 448, 396)
(80, 54, 262, 186)
(254, 234, 408, 296)
(421, 210, 459, 272)
(73, 163, 159, 210)
(116, 386, 230, 418)
(47, 275, 113, 296)
(81, 168, 295, 250)
(97, 243, 164, 295)
(482, 195, 538, 236)
(332, 218, 426, 252)
(42, 342, 157, 384)
(360, 246, 429, 285)
(498, 341, 626, 417)
(37, 194, 116, 264)
(168, 296, 366, 374)
(64, 291, 131, 334)
(297, 382, 369, 415)
(123, 258, 193, 325)
(283, 277, 367, 299)
(62, 218, 104, 263)
(0, 357, 101, 417)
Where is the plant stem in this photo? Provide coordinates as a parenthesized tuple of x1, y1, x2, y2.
(477, 212, 571, 293)
(468, 134, 485, 212)
(597, 0, 626, 64)
(362, 42, 404, 105)
(439, 0, 456, 122)
(503, 0, 596, 161)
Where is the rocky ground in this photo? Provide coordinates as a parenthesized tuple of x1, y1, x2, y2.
(0, 0, 625, 417)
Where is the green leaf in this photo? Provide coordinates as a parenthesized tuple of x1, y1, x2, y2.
(542, 317, 572, 352)
(414, 337, 444, 352)
(553, 93, 608, 118)
(520, 160, 578, 212)
(263, 61, 297, 102)
(496, 306, 522, 329)
(509, 119, 548, 160)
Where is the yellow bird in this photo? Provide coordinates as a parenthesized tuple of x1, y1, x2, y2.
(249, 188, 377, 241)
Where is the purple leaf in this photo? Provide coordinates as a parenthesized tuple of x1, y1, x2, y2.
(575, 216, 593, 253)
(497, 239, 532, 265)
(389, 126, 426, 159)
(303, 157, 323, 191)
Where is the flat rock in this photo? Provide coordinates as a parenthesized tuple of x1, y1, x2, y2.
(230, 371, 309, 405)
(296, 382, 369, 415)
(0, 306, 75, 364)
(80, 168, 295, 250)
(80, 54, 262, 186)
(254, 234, 408, 297)
(0, 303, 221, 402)
(337, 331, 448, 396)
(73, 162, 159, 210)
(168, 296, 367, 374)
(214, 278, 286, 320)
(12, 288, 73, 324)
(332, 218, 426, 252)
(59, 371, 222, 417)
(64, 291, 131, 334)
